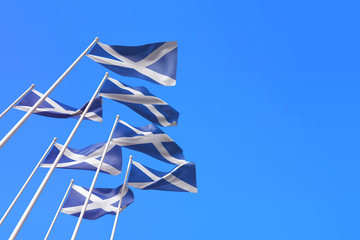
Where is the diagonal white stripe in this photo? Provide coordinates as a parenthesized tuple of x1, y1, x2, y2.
(136, 41, 177, 67)
(99, 93, 166, 105)
(72, 185, 103, 202)
(144, 104, 175, 127)
(87, 54, 127, 67)
(127, 182, 153, 189)
(31, 90, 65, 110)
(132, 161, 160, 181)
(152, 142, 186, 165)
(163, 174, 198, 193)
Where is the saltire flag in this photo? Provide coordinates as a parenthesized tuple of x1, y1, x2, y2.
(99, 77, 179, 127)
(14, 89, 103, 122)
(41, 142, 122, 175)
(128, 161, 197, 193)
(61, 184, 134, 220)
(112, 120, 186, 166)
(87, 41, 177, 86)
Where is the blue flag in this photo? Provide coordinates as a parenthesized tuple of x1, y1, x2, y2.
(128, 161, 197, 193)
(100, 77, 179, 127)
(61, 185, 134, 220)
(87, 41, 177, 86)
(112, 120, 186, 166)
(14, 89, 103, 122)
(41, 142, 122, 175)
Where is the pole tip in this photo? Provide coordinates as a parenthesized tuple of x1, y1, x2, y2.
(105, 72, 109, 76)
(71, 179, 74, 183)
(95, 37, 99, 42)
(129, 155, 133, 160)
(116, 114, 120, 119)
(53, 137, 57, 141)
(30, 84, 35, 88)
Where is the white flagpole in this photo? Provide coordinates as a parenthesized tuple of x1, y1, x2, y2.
(44, 179, 74, 240)
(71, 114, 120, 240)
(0, 137, 57, 226)
(9, 72, 109, 240)
(0, 84, 35, 119)
(110, 155, 133, 240)
(0, 37, 99, 150)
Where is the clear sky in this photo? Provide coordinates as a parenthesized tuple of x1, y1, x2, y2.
(0, 0, 359, 239)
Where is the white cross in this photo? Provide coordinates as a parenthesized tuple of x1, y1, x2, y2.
(112, 120, 186, 166)
(99, 77, 176, 127)
(87, 41, 177, 86)
(41, 142, 121, 175)
(61, 185, 129, 215)
(14, 90, 102, 122)
(128, 161, 197, 193)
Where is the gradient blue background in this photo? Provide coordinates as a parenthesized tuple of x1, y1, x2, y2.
(0, 0, 359, 239)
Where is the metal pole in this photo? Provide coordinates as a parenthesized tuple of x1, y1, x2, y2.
(0, 37, 99, 150)
(44, 179, 74, 240)
(0, 84, 35, 119)
(9, 72, 109, 240)
(110, 155, 133, 240)
(0, 137, 56, 226)
(71, 115, 120, 240)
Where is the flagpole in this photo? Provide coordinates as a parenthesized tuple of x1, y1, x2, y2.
(9, 72, 109, 240)
(0, 137, 57, 226)
(0, 37, 99, 150)
(44, 179, 74, 240)
(110, 155, 133, 240)
(0, 84, 35, 119)
(71, 114, 120, 240)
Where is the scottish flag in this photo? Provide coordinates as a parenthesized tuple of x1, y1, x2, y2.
(61, 184, 134, 220)
(14, 89, 103, 122)
(128, 161, 197, 193)
(87, 41, 177, 86)
(100, 77, 179, 127)
(112, 120, 186, 166)
(41, 142, 122, 175)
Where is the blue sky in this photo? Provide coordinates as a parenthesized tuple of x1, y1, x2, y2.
(0, 0, 360, 239)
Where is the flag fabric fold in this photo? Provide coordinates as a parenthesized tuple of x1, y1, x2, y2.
(128, 161, 197, 193)
(41, 142, 122, 175)
(111, 120, 186, 166)
(87, 41, 177, 86)
(100, 77, 179, 127)
(14, 89, 103, 122)
(61, 184, 134, 220)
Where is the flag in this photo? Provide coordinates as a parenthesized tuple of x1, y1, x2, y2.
(128, 161, 197, 193)
(61, 184, 134, 220)
(41, 142, 122, 175)
(14, 89, 103, 122)
(112, 120, 186, 166)
(87, 41, 177, 86)
(100, 77, 179, 127)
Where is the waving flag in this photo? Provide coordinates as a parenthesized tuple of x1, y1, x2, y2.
(112, 120, 186, 166)
(100, 77, 179, 127)
(14, 89, 103, 122)
(128, 161, 197, 193)
(41, 142, 122, 175)
(61, 185, 134, 220)
(87, 41, 177, 86)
